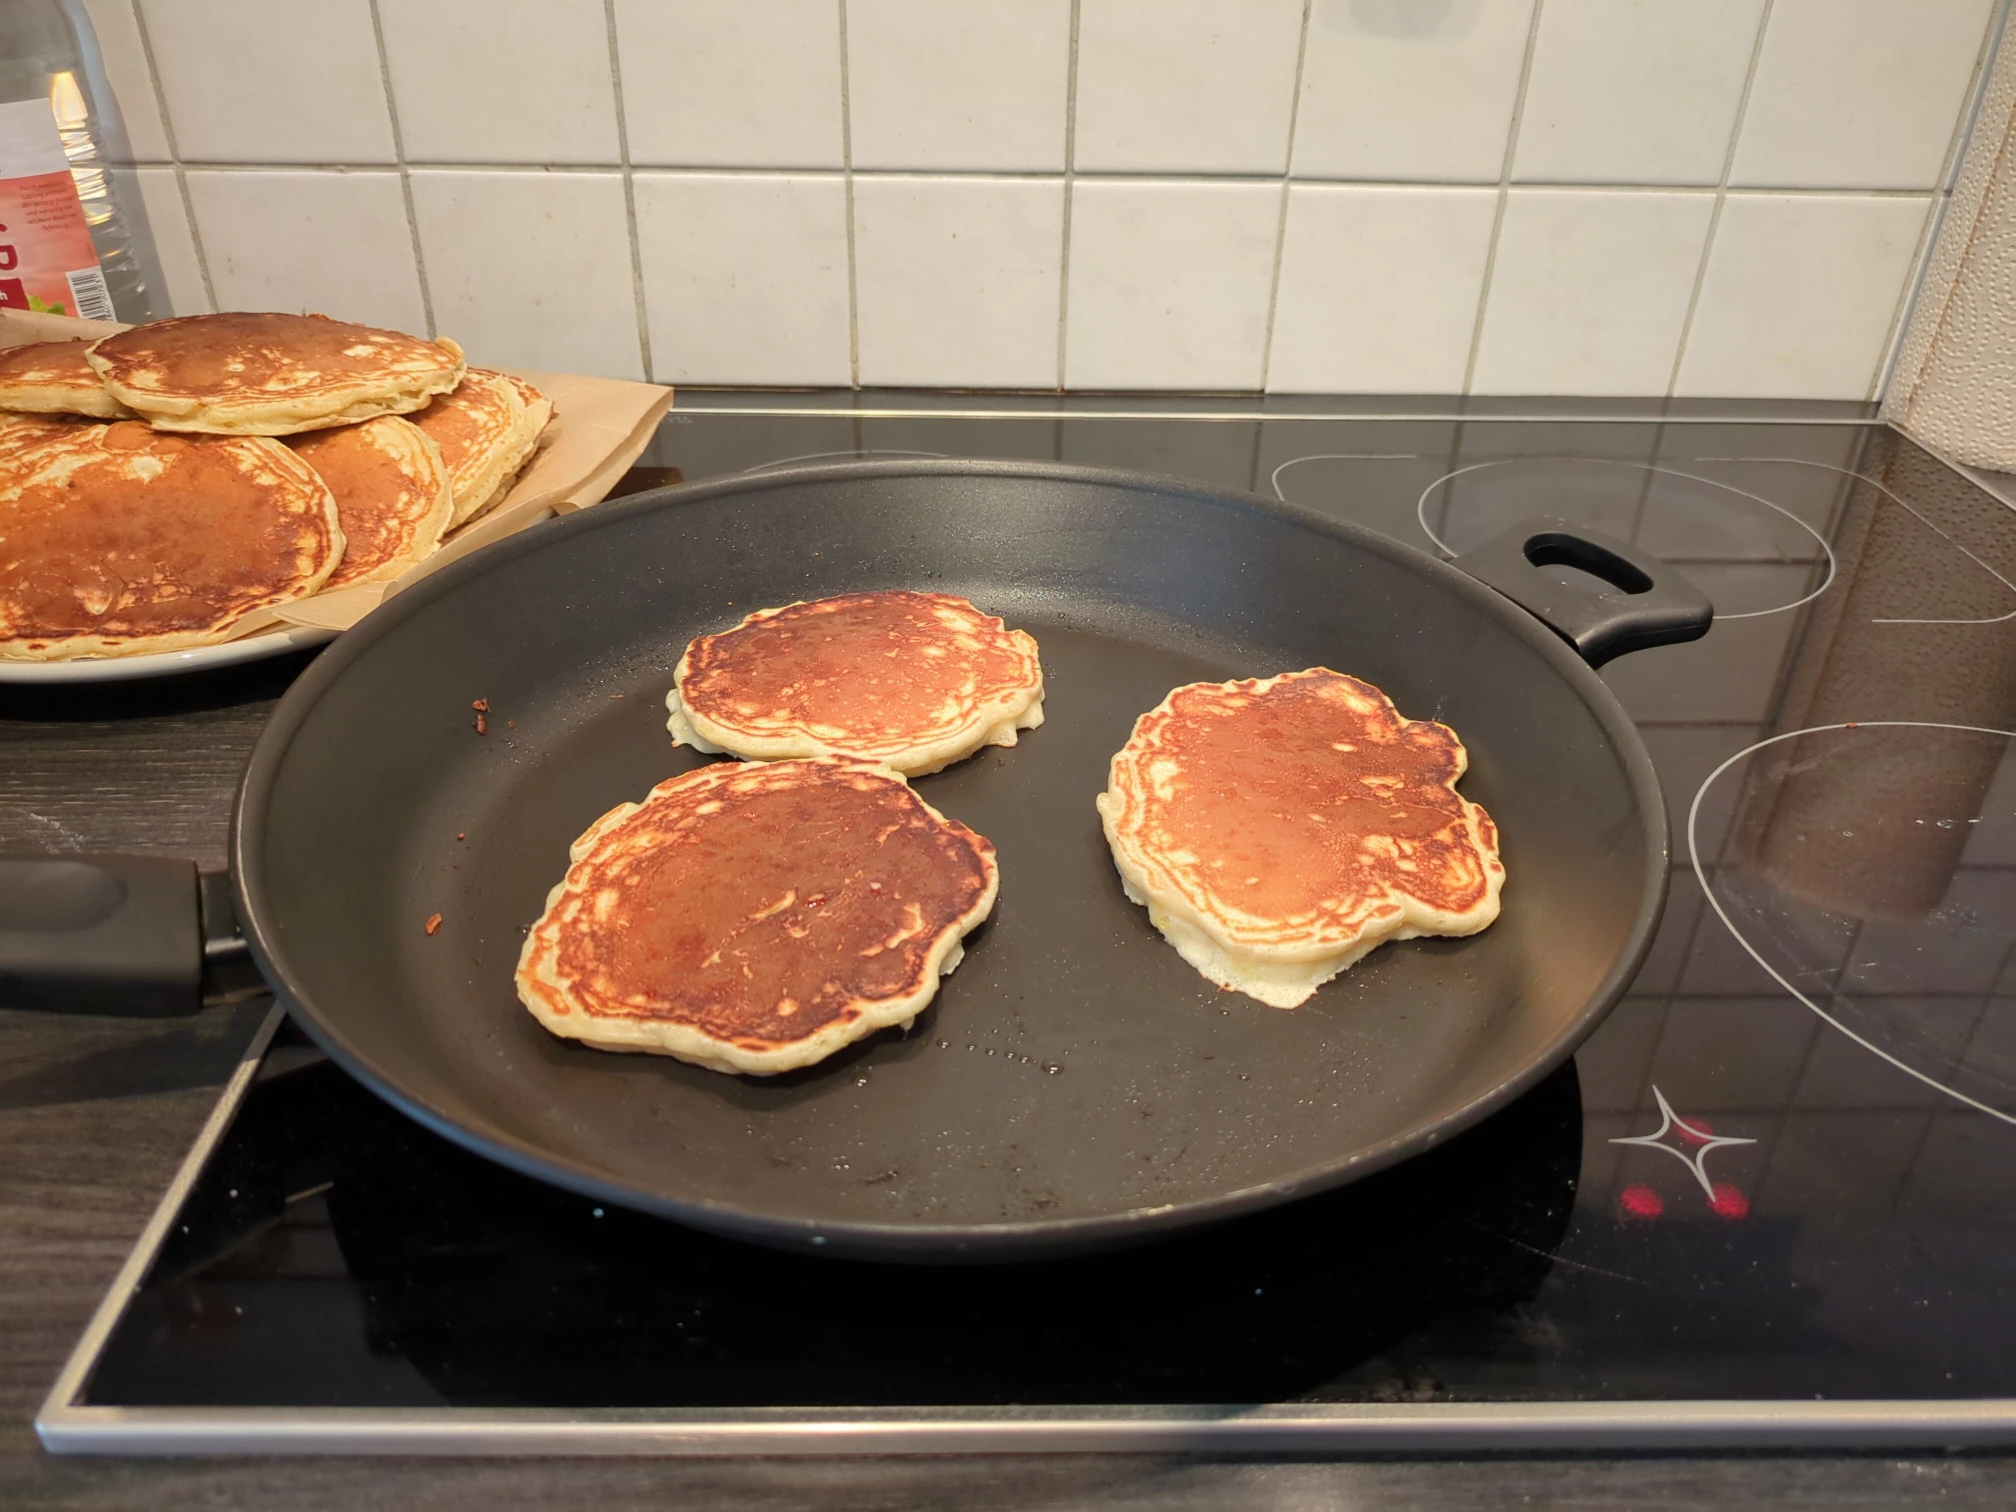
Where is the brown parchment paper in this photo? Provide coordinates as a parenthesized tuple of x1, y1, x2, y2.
(0, 308, 674, 643)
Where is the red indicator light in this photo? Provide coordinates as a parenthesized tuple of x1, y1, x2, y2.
(1710, 1183, 1749, 1219)
(1620, 1184, 1663, 1219)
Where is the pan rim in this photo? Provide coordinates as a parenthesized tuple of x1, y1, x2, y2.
(232, 458, 1671, 1259)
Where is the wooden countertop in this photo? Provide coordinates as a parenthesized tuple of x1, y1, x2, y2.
(3, 655, 2014, 1510)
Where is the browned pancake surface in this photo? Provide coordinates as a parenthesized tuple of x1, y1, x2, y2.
(523, 759, 995, 1056)
(0, 422, 338, 655)
(678, 591, 1040, 760)
(0, 340, 126, 416)
(86, 312, 459, 425)
(1113, 669, 1499, 943)
(290, 416, 448, 589)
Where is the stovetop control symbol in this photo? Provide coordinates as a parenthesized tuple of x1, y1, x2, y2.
(1611, 1086, 1757, 1214)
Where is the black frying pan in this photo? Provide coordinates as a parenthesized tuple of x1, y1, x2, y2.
(17, 462, 1711, 1260)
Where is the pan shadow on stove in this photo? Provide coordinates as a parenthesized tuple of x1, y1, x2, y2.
(87, 1035, 1583, 1411)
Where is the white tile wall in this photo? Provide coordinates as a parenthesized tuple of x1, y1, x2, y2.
(378, 0, 621, 166)
(614, 0, 844, 169)
(84, 0, 2011, 396)
(1731, 0, 1997, 190)
(1513, 0, 1765, 186)
(186, 170, 426, 331)
(1471, 190, 1715, 395)
(409, 171, 645, 378)
(139, 0, 397, 164)
(1676, 194, 1934, 399)
(1268, 185, 1497, 393)
(1072, 0, 1304, 175)
(1064, 180, 1280, 390)
(1291, 0, 1537, 183)
(634, 173, 852, 386)
(853, 176, 1063, 387)
(846, 0, 1071, 171)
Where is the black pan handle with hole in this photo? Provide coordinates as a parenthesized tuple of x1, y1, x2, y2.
(1453, 516, 1713, 668)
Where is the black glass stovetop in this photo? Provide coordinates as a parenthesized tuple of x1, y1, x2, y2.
(62, 402, 2016, 1424)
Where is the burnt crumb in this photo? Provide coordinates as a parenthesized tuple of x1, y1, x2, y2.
(424, 913, 443, 936)
(471, 698, 489, 711)
(474, 713, 488, 735)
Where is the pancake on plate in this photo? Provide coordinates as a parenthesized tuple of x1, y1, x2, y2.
(85, 312, 465, 436)
(1096, 668, 1504, 1008)
(0, 339, 131, 418)
(409, 368, 545, 529)
(290, 415, 452, 590)
(667, 590, 1045, 777)
(0, 420, 342, 660)
(517, 756, 999, 1075)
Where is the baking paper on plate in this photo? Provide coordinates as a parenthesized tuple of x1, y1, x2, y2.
(0, 308, 675, 642)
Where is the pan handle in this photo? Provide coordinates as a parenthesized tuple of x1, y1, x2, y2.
(1452, 516, 1713, 668)
(0, 855, 256, 1015)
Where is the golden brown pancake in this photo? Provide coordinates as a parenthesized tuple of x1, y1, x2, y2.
(0, 410, 95, 464)
(1096, 668, 1504, 1007)
(667, 590, 1046, 776)
(505, 372, 554, 447)
(516, 756, 999, 1075)
(290, 416, 452, 590)
(0, 340, 131, 418)
(85, 312, 465, 436)
(409, 368, 541, 528)
(0, 420, 342, 660)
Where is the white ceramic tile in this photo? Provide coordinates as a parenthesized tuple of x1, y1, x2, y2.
(139, 0, 395, 164)
(379, 0, 620, 165)
(852, 176, 1063, 387)
(1731, 0, 1996, 190)
(1292, 0, 1536, 183)
(124, 167, 210, 314)
(1073, 0, 1304, 174)
(186, 170, 425, 331)
(1675, 193, 1931, 400)
(80, 0, 169, 161)
(1513, 0, 1765, 186)
(1267, 184, 1497, 393)
(1064, 180, 1279, 390)
(615, 0, 842, 169)
(409, 171, 643, 377)
(634, 173, 850, 386)
(1471, 189, 1714, 395)
(846, 0, 1071, 171)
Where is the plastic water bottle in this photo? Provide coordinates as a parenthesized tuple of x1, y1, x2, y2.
(0, 0, 163, 323)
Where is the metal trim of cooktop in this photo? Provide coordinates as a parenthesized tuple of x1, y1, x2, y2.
(38, 1006, 2016, 1458)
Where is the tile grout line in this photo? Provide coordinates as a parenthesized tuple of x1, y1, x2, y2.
(1664, 0, 1775, 399)
(602, 0, 653, 381)
(1458, 0, 1547, 396)
(366, 0, 435, 337)
(127, 0, 216, 313)
(839, 0, 860, 390)
(1254, 0, 1315, 396)
(1055, 0, 1082, 392)
(126, 160, 1954, 197)
(1870, 0, 2015, 403)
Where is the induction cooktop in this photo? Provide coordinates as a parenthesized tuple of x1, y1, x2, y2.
(41, 396, 2016, 1454)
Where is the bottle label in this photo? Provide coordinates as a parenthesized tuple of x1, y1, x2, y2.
(0, 97, 110, 320)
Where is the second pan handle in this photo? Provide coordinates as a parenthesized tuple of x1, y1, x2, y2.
(1453, 516, 1713, 669)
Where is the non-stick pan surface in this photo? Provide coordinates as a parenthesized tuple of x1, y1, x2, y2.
(235, 461, 1674, 1260)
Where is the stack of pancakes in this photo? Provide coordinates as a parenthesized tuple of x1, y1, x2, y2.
(0, 312, 553, 660)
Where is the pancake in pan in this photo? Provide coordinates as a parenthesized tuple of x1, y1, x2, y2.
(1097, 668, 1504, 1008)
(409, 368, 544, 528)
(290, 415, 452, 590)
(0, 421, 342, 659)
(516, 757, 999, 1075)
(667, 590, 1045, 777)
(0, 340, 131, 418)
(85, 312, 465, 436)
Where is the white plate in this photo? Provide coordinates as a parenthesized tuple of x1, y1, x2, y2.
(0, 623, 337, 683)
